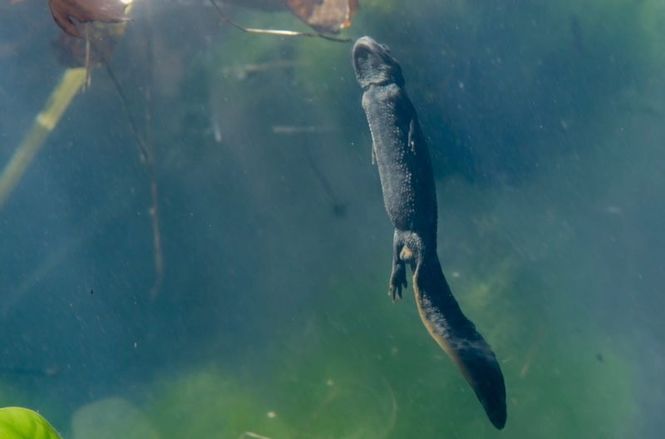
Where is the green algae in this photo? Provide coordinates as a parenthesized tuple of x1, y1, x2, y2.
(71, 398, 159, 439)
(146, 369, 293, 438)
(127, 260, 635, 438)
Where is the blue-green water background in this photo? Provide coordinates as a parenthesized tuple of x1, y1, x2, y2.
(1, 0, 664, 437)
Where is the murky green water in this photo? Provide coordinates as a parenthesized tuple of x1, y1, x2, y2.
(1, 0, 664, 437)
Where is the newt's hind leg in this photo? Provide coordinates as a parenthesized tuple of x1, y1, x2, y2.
(389, 230, 408, 301)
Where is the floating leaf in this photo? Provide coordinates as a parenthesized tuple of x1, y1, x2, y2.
(48, 0, 128, 38)
(0, 407, 62, 439)
(286, 0, 359, 33)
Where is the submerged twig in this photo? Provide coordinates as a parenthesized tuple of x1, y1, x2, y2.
(0, 68, 87, 209)
(90, 34, 163, 299)
(148, 173, 164, 298)
(84, 25, 92, 88)
(99, 56, 149, 163)
(142, 4, 164, 299)
(208, 0, 350, 43)
(238, 433, 272, 439)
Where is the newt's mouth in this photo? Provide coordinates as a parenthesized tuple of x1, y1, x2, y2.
(352, 36, 404, 88)
(353, 36, 387, 57)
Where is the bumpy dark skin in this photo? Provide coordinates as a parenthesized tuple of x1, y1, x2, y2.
(352, 36, 507, 429)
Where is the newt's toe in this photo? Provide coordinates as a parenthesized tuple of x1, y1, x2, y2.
(389, 266, 407, 301)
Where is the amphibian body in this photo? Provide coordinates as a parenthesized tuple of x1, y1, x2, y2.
(352, 36, 507, 429)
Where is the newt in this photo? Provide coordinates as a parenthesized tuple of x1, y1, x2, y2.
(352, 36, 507, 429)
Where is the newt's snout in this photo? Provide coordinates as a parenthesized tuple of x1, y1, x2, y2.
(352, 36, 404, 88)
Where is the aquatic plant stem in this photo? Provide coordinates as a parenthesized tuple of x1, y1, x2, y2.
(142, 1, 164, 299)
(0, 68, 86, 209)
(85, 29, 164, 299)
(208, 0, 350, 43)
(101, 53, 164, 299)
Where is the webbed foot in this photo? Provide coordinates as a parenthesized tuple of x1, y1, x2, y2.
(389, 261, 407, 301)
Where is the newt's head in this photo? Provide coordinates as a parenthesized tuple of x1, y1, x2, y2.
(352, 36, 404, 89)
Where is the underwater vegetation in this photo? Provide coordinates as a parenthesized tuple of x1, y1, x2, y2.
(0, 271, 635, 438)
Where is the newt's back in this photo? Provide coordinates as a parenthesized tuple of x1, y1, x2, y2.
(354, 38, 437, 239)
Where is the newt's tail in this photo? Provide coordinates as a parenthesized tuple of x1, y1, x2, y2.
(413, 254, 507, 429)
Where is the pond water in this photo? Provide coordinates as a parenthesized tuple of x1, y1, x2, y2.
(1, 0, 664, 437)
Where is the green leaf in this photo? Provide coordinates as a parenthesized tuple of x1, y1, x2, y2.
(0, 407, 62, 439)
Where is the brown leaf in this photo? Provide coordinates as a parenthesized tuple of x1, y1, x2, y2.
(286, 0, 358, 33)
(48, 0, 128, 38)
